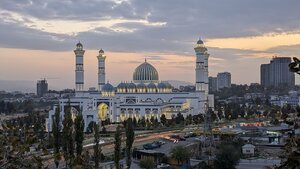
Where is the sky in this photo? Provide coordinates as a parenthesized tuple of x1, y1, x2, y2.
(0, 0, 300, 92)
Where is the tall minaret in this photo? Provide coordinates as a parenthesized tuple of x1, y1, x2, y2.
(194, 38, 209, 95)
(74, 42, 85, 91)
(97, 49, 106, 91)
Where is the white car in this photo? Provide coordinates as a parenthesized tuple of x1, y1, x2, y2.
(157, 163, 171, 169)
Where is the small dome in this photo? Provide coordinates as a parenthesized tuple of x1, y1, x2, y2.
(133, 60, 159, 83)
(164, 82, 172, 88)
(197, 39, 203, 44)
(117, 82, 127, 89)
(157, 82, 167, 89)
(127, 82, 136, 89)
(147, 83, 157, 89)
(136, 83, 146, 89)
(76, 42, 83, 47)
(102, 83, 114, 92)
(99, 49, 104, 54)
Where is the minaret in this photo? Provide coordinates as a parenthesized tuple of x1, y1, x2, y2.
(74, 42, 85, 91)
(97, 49, 106, 91)
(194, 38, 209, 95)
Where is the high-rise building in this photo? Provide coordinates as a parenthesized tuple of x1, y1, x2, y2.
(217, 72, 231, 90)
(37, 79, 48, 97)
(208, 76, 217, 92)
(260, 64, 270, 87)
(260, 57, 295, 87)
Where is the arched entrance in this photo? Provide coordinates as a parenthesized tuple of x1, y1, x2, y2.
(98, 103, 108, 121)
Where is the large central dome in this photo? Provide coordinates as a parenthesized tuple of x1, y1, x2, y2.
(133, 60, 159, 83)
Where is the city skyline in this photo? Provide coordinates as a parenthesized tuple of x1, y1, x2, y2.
(1, 0, 300, 92)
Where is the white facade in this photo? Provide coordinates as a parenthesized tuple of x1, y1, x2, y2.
(46, 39, 214, 132)
(242, 144, 255, 156)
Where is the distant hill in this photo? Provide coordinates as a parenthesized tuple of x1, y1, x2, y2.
(165, 80, 194, 88)
(0, 80, 36, 93)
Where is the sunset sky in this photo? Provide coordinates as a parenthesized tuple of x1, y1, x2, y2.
(1, 0, 300, 92)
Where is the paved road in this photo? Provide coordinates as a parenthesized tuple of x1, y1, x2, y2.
(44, 130, 180, 168)
(236, 159, 281, 169)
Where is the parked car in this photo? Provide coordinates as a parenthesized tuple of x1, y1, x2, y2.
(143, 142, 161, 150)
(157, 163, 171, 169)
(153, 140, 166, 146)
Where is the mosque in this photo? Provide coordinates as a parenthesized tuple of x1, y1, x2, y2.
(46, 38, 214, 131)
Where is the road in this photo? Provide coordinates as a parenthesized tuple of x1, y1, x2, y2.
(236, 159, 281, 169)
(44, 129, 180, 168)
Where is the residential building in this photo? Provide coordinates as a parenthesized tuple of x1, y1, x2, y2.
(217, 72, 231, 90)
(260, 57, 295, 87)
(209, 76, 217, 92)
(37, 79, 48, 97)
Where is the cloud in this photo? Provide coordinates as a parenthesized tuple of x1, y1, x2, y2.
(206, 32, 300, 51)
(266, 44, 300, 57)
(1, 0, 300, 54)
(145, 55, 166, 61)
(1, 0, 300, 86)
(0, 9, 166, 36)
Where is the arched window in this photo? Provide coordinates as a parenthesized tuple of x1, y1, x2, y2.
(97, 103, 108, 121)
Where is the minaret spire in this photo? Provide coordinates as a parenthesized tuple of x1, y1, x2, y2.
(74, 42, 85, 91)
(194, 38, 209, 95)
(97, 48, 106, 91)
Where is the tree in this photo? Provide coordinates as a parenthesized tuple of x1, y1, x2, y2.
(114, 125, 122, 169)
(93, 123, 101, 169)
(275, 132, 300, 169)
(125, 118, 135, 168)
(133, 117, 137, 127)
(171, 145, 191, 165)
(214, 144, 240, 169)
(74, 112, 85, 165)
(83, 150, 92, 169)
(62, 105, 75, 168)
(0, 122, 49, 168)
(52, 107, 61, 168)
(75, 112, 84, 156)
(224, 105, 232, 120)
(186, 114, 193, 125)
(160, 114, 167, 126)
(139, 117, 146, 128)
(87, 121, 96, 133)
(175, 112, 184, 124)
(139, 157, 155, 169)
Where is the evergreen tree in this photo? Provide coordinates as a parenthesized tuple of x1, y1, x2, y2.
(93, 123, 102, 169)
(74, 111, 85, 165)
(114, 125, 122, 169)
(62, 104, 75, 168)
(160, 114, 167, 126)
(52, 107, 61, 168)
(175, 112, 184, 124)
(214, 144, 240, 169)
(125, 118, 135, 168)
(133, 117, 137, 127)
(140, 117, 146, 128)
(83, 150, 92, 169)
